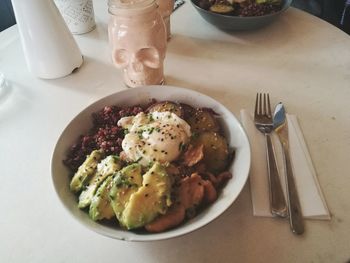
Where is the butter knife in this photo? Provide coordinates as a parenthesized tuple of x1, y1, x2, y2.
(273, 103, 304, 235)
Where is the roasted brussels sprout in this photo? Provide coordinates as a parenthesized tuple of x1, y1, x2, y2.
(187, 109, 220, 133)
(192, 131, 229, 172)
(146, 101, 184, 118)
(210, 3, 234, 14)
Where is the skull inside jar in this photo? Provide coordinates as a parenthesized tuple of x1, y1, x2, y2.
(108, 0, 167, 88)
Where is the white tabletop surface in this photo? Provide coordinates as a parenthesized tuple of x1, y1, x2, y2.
(1, 1, 350, 262)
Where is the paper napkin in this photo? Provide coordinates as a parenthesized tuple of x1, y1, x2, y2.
(240, 109, 330, 220)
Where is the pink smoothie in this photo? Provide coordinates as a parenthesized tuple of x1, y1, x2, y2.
(108, 0, 167, 88)
(157, 0, 174, 39)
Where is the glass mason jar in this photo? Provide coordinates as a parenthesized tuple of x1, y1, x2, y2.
(108, 0, 167, 88)
(157, 0, 174, 40)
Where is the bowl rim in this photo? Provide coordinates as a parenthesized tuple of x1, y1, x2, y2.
(51, 85, 251, 241)
(190, 0, 292, 20)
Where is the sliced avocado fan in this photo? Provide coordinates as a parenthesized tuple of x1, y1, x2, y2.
(89, 175, 115, 221)
(109, 163, 143, 222)
(78, 155, 122, 209)
(70, 150, 104, 193)
(119, 162, 173, 230)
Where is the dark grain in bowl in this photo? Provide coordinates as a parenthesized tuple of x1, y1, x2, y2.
(196, 0, 282, 17)
(190, 0, 292, 31)
(63, 105, 144, 172)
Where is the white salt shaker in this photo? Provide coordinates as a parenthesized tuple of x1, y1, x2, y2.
(54, 0, 96, 34)
(11, 0, 83, 79)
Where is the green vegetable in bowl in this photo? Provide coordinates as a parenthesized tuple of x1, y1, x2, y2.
(89, 175, 115, 221)
(146, 101, 184, 118)
(197, 0, 283, 16)
(186, 108, 220, 133)
(70, 150, 104, 193)
(119, 163, 172, 229)
(109, 163, 143, 222)
(78, 155, 123, 209)
(192, 131, 229, 173)
(256, 0, 281, 4)
(210, 3, 234, 14)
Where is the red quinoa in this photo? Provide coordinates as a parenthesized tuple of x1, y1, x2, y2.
(63, 105, 143, 172)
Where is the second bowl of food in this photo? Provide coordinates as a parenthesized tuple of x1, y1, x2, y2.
(51, 85, 251, 241)
(191, 0, 292, 31)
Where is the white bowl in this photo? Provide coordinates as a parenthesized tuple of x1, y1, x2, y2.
(51, 85, 251, 241)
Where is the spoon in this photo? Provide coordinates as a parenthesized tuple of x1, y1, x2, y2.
(273, 102, 304, 235)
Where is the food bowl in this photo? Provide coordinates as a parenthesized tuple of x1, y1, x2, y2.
(51, 85, 251, 241)
(190, 0, 292, 31)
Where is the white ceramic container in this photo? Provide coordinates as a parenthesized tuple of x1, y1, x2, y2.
(12, 0, 83, 79)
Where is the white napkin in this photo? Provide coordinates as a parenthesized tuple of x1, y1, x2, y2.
(240, 109, 330, 220)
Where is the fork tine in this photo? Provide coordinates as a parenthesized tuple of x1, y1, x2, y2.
(263, 93, 267, 115)
(258, 93, 262, 115)
(267, 93, 272, 117)
(254, 93, 259, 117)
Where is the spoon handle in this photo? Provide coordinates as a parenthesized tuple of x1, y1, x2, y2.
(282, 143, 304, 235)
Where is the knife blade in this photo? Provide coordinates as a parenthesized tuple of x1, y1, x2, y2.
(273, 102, 304, 235)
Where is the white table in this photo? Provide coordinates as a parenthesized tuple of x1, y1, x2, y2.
(1, 1, 350, 262)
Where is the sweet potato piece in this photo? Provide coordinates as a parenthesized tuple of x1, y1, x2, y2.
(202, 172, 219, 188)
(183, 144, 204, 167)
(202, 180, 217, 204)
(176, 173, 204, 209)
(145, 205, 186, 233)
(216, 171, 232, 187)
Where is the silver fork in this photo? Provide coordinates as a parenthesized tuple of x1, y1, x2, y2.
(254, 93, 287, 218)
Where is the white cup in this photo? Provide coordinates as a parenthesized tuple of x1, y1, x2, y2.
(54, 0, 96, 34)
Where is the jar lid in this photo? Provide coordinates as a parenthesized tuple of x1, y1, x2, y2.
(108, 0, 155, 9)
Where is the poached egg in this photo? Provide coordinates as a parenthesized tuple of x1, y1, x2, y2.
(118, 111, 191, 165)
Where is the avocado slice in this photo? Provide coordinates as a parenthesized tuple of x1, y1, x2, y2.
(89, 175, 115, 221)
(109, 163, 143, 221)
(120, 162, 173, 230)
(78, 155, 122, 209)
(70, 150, 104, 193)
